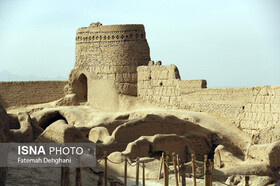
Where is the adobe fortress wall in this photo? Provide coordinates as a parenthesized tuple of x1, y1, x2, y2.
(137, 63, 280, 134)
(0, 81, 67, 109)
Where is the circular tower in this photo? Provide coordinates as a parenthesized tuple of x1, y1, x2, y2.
(67, 22, 150, 106)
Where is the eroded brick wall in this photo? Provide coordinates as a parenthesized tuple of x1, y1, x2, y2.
(179, 88, 253, 122)
(0, 81, 67, 109)
(238, 86, 280, 133)
(137, 64, 206, 107)
(137, 64, 279, 135)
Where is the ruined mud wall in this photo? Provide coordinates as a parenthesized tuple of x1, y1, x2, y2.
(137, 63, 207, 107)
(137, 64, 249, 121)
(238, 86, 280, 133)
(179, 88, 252, 122)
(137, 64, 279, 134)
(0, 81, 67, 109)
(70, 23, 150, 96)
(179, 86, 280, 134)
(137, 64, 182, 106)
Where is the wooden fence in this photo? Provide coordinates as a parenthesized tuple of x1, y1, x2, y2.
(60, 152, 218, 186)
(158, 153, 214, 186)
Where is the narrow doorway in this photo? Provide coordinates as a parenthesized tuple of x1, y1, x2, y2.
(77, 73, 87, 102)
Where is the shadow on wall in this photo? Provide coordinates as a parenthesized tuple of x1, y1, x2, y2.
(0, 94, 8, 109)
(72, 73, 88, 102)
(8, 114, 20, 129)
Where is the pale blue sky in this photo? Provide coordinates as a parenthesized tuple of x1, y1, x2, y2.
(0, 0, 279, 88)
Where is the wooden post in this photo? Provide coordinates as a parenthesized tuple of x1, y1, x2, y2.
(110, 181, 117, 186)
(245, 175, 249, 186)
(210, 161, 214, 186)
(166, 152, 169, 186)
(75, 167, 82, 186)
(204, 155, 208, 186)
(65, 167, 70, 186)
(209, 160, 213, 186)
(163, 153, 167, 186)
(142, 161, 145, 186)
(181, 163, 186, 186)
(61, 167, 70, 186)
(98, 171, 104, 186)
(191, 154, 196, 186)
(104, 151, 108, 186)
(158, 152, 164, 180)
(136, 157, 140, 186)
(164, 152, 169, 186)
(176, 154, 180, 183)
(124, 154, 128, 186)
(61, 167, 65, 186)
(172, 153, 179, 186)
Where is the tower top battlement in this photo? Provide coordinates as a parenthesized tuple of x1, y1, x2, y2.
(77, 22, 145, 33)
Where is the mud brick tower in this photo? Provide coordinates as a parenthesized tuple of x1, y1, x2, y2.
(67, 22, 150, 109)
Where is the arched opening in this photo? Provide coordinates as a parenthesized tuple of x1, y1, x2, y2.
(39, 112, 68, 130)
(75, 73, 88, 102)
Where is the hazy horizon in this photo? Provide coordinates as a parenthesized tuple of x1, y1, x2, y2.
(0, 0, 279, 88)
(0, 70, 66, 81)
